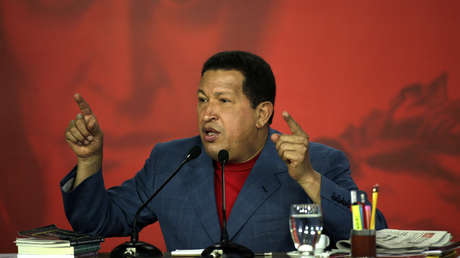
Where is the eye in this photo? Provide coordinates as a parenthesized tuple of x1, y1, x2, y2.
(220, 98, 231, 103)
(198, 97, 208, 103)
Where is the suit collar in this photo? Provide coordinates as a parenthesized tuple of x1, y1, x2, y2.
(184, 128, 287, 243)
(185, 148, 221, 243)
(227, 129, 286, 240)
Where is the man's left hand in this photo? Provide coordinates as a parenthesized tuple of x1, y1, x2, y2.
(271, 111, 313, 180)
(271, 111, 321, 203)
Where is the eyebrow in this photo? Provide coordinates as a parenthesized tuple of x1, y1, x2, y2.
(197, 89, 234, 96)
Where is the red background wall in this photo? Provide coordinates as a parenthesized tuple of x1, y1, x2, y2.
(1, 0, 459, 253)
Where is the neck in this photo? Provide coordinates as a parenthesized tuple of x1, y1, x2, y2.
(239, 126, 268, 163)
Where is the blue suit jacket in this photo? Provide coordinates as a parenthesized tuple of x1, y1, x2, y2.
(61, 128, 387, 252)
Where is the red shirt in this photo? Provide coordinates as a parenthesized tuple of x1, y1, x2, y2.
(214, 153, 261, 226)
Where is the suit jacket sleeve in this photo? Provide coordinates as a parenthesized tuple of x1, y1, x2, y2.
(60, 147, 161, 237)
(314, 146, 387, 246)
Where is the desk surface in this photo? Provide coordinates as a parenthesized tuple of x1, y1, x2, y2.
(3, 249, 459, 258)
(3, 253, 458, 258)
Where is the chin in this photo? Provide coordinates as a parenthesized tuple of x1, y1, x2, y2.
(202, 144, 220, 161)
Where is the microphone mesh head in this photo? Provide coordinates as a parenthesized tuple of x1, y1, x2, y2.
(218, 150, 229, 164)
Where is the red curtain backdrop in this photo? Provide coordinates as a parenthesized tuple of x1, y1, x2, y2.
(1, 0, 459, 253)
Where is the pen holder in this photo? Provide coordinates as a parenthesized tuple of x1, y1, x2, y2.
(351, 229, 376, 258)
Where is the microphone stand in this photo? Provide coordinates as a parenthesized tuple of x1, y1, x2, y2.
(202, 150, 254, 258)
(111, 146, 201, 258)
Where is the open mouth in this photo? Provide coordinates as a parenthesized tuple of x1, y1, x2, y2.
(202, 127, 220, 142)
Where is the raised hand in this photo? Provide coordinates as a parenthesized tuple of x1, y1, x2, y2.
(271, 111, 313, 180)
(64, 94, 104, 189)
(271, 111, 321, 203)
(65, 93, 103, 159)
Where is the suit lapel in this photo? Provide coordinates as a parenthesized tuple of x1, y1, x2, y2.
(185, 150, 221, 243)
(184, 129, 287, 243)
(226, 135, 287, 240)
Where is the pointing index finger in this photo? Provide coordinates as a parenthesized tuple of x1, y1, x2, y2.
(282, 111, 305, 136)
(73, 93, 93, 116)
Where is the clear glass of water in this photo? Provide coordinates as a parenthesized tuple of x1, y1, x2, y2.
(289, 203, 323, 256)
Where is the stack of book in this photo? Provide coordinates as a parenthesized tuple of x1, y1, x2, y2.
(15, 224, 104, 257)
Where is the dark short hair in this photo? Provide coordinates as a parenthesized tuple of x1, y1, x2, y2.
(201, 50, 276, 124)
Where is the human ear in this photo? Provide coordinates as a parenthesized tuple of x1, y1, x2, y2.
(255, 101, 273, 128)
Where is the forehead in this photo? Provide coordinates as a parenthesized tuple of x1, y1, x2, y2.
(199, 69, 245, 94)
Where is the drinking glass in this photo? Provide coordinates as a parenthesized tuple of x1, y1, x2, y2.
(289, 203, 323, 256)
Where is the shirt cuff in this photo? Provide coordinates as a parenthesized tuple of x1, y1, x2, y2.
(60, 166, 78, 193)
(62, 176, 75, 192)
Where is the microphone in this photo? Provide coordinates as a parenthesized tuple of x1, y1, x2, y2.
(111, 145, 201, 258)
(218, 150, 229, 242)
(201, 150, 254, 258)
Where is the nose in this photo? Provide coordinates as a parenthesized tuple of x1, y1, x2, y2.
(201, 101, 218, 122)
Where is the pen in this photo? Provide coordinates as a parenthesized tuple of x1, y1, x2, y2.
(360, 192, 369, 229)
(370, 184, 379, 230)
(350, 190, 363, 230)
(365, 204, 371, 229)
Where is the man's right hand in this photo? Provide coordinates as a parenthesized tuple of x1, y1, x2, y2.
(65, 93, 103, 188)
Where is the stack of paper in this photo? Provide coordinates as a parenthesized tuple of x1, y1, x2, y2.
(335, 229, 456, 256)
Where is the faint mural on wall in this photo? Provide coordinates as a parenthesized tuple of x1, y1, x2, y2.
(0, 0, 275, 252)
(319, 73, 460, 212)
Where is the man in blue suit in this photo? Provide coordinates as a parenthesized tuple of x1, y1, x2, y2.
(61, 51, 387, 253)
